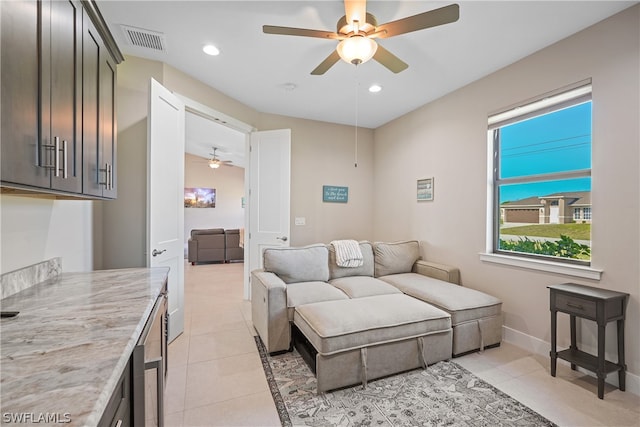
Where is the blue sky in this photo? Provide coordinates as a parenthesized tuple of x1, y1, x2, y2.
(499, 102, 592, 203)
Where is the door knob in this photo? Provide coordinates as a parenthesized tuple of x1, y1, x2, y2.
(276, 236, 288, 242)
(152, 249, 166, 257)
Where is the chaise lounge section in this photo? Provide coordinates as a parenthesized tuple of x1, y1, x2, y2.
(251, 240, 502, 393)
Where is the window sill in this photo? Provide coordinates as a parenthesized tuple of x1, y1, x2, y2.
(479, 253, 602, 280)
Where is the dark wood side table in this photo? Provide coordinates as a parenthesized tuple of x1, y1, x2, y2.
(548, 283, 629, 399)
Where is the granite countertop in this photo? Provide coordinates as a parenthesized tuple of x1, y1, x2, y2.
(0, 267, 169, 426)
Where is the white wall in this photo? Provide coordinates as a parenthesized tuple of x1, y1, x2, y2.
(373, 6, 639, 386)
(184, 153, 245, 248)
(0, 195, 94, 273)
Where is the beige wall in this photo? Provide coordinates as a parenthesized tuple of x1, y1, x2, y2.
(253, 113, 374, 245)
(162, 62, 375, 245)
(100, 57, 164, 269)
(184, 153, 245, 249)
(373, 6, 639, 382)
(101, 56, 375, 268)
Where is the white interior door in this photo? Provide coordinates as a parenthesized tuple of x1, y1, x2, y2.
(148, 78, 185, 342)
(246, 129, 291, 299)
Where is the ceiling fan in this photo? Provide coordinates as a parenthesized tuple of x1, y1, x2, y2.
(207, 147, 233, 169)
(263, 0, 459, 75)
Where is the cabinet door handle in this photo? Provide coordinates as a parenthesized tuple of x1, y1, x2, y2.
(41, 138, 58, 173)
(100, 163, 109, 189)
(114, 420, 122, 427)
(61, 140, 68, 179)
(108, 163, 113, 190)
(54, 137, 60, 177)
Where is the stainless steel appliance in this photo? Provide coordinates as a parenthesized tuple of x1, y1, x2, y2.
(133, 285, 168, 427)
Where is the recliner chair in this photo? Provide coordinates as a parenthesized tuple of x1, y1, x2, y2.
(188, 229, 226, 264)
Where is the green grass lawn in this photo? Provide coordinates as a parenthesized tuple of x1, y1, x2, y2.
(500, 223, 591, 240)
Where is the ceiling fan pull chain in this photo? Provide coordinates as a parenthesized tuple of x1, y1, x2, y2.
(354, 68, 359, 168)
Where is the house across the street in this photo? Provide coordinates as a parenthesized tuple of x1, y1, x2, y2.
(501, 191, 591, 224)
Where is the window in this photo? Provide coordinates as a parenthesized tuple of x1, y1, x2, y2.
(489, 82, 592, 265)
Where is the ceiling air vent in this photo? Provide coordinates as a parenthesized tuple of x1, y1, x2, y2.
(120, 25, 167, 52)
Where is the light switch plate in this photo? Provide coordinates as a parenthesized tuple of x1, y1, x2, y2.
(295, 217, 306, 226)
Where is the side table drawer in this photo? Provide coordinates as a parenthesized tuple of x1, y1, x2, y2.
(556, 293, 596, 318)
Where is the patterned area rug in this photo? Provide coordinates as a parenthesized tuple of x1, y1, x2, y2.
(255, 337, 557, 427)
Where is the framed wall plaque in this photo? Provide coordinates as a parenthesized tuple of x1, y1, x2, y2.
(417, 178, 433, 201)
(323, 185, 348, 203)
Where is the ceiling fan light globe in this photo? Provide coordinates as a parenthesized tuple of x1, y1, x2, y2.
(208, 160, 220, 169)
(337, 36, 377, 66)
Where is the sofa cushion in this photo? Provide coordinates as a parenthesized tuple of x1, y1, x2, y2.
(191, 228, 224, 237)
(374, 240, 420, 277)
(294, 294, 451, 355)
(263, 244, 329, 284)
(329, 276, 402, 299)
(328, 241, 375, 280)
(286, 281, 349, 320)
(379, 273, 502, 325)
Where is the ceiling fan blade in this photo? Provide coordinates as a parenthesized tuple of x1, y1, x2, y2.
(263, 25, 340, 39)
(376, 3, 459, 39)
(344, 0, 367, 26)
(311, 50, 341, 75)
(373, 44, 408, 73)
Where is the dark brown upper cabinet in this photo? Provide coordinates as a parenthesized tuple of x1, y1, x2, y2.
(82, 10, 117, 199)
(1, 0, 123, 199)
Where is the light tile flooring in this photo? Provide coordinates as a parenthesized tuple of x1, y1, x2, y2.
(165, 262, 640, 426)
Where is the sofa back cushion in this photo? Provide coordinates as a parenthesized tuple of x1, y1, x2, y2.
(374, 240, 420, 277)
(328, 241, 374, 280)
(191, 228, 224, 238)
(263, 244, 329, 284)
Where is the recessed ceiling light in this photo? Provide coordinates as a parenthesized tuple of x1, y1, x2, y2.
(279, 82, 298, 91)
(369, 84, 382, 93)
(203, 44, 220, 56)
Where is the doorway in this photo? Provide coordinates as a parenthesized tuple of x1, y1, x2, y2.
(173, 94, 291, 300)
(183, 112, 247, 260)
(176, 94, 253, 293)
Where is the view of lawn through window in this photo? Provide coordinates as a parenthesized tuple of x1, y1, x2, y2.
(491, 85, 592, 264)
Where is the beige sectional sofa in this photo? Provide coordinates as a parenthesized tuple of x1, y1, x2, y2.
(251, 240, 502, 393)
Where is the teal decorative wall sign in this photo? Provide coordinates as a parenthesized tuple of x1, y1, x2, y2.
(323, 185, 349, 203)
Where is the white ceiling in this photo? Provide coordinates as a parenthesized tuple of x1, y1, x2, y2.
(98, 0, 636, 163)
(185, 111, 246, 167)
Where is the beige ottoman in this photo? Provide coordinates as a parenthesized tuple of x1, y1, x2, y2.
(293, 294, 452, 393)
(380, 273, 503, 356)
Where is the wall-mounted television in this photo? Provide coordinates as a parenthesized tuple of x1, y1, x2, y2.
(184, 187, 216, 208)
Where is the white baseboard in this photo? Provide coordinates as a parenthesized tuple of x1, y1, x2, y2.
(502, 325, 639, 397)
